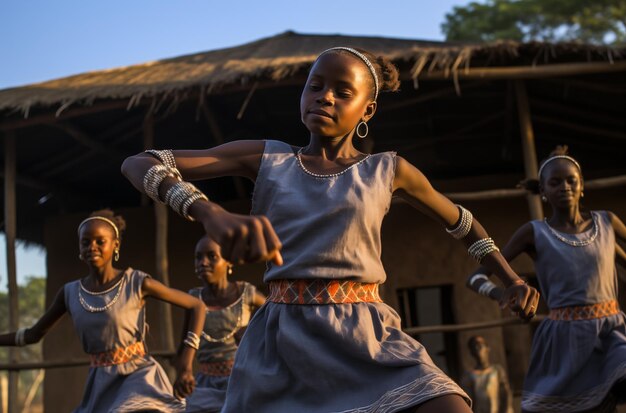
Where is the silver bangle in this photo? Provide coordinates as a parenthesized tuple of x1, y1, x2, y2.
(181, 191, 208, 221)
(15, 327, 27, 347)
(446, 205, 473, 239)
(184, 331, 200, 350)
(468, 238, 500, 263)
(478, 280, 497, 297)
(145, 149, 177, 170)
(469, 273, 489, 287)
(143, 165, 181, 203)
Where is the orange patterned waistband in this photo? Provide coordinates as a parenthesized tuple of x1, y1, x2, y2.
(199, 359, 235, 376)
(89, 342, 146, 367)
(267, 279, 382, 305)
(549, 300, 620, 321)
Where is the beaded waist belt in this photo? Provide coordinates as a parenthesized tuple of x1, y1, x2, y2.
(549, 300, 620, 321)
(267, 279, 382, 305)
(89, 342, 146, 367)
(199, 359, 235, 376)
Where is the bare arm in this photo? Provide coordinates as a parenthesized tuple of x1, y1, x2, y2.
(121, 140, 282, 266)
(497, 365, 513, 413)
(608, 211, 626, 275)
(141, 278, 205, 399)
(0, 287, 67, 346)
(252, 290, 266, 308)
(393, 156, 539, 318)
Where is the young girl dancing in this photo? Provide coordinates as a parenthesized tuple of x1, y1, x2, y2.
(181, 236, 265, 412)
(122, 47, 538, 412)
(0, 209, 206, 412)
(467, 147, 626, 412)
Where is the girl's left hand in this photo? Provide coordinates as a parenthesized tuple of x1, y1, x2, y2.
(174, 368, 195, 399)
(499, 283, 540, 321)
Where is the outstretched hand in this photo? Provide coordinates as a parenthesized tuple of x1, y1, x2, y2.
(499, 282, 540, 321)
(200, 207, 283, 266)
(173, 368, 195, 400)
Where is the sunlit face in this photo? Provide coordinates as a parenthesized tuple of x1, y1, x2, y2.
(194, 237, 230, 285)
(540, 159, 583, 209)
(469, 336, 489, 365)
(78, 221, 119, 269)
(300, 52, 376, 138)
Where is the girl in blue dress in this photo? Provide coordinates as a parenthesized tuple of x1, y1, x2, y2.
(181, 236, 265, 412)
(0, 209, 206, 412)
(467, 147, 626, 412)
(122, 47, 538, 413)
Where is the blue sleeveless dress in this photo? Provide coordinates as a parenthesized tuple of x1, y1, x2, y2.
(221, 140, 469, 413)
(64, 268, 185, 413)
(522, 211, 626, 412)
(184, 282, 256, 413)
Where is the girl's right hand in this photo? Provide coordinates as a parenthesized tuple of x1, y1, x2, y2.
(499, 283, 540, 321)
(196, 203, 283, 266)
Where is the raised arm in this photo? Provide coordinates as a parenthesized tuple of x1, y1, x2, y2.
(121, 140, 282, 266)
(393, 156, 539, 319)
(141, 277, 206, 399)
(0, 287, 67, 346)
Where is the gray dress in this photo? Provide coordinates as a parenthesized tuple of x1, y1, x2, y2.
(64, 267, 185, 413)
(184, 282, 256, 413)
(522, 211, 626, 412)
(221, 140, 469, 413)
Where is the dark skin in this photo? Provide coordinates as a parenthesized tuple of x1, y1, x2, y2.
(467, 159, 626, 312)
(177, 236, 265, 355)
(0, 220, 206, 400)
(123, 51, 540, 412)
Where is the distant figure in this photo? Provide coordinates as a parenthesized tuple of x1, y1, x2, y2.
(462, 336, 513, 413)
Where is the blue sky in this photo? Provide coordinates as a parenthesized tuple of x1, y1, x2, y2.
(0, 0, 474, 288)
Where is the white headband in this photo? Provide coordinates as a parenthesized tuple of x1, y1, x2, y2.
(538, 155, 582, 179)
(318, 47, 379, 101)
(78, 216, 120, 239)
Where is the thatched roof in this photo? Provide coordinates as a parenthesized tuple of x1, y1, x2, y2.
(1, 31, 624, 115)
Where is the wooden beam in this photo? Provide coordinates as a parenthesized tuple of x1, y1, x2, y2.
(404, 315, 546, 335)
(0, 100, 132, 131)
(533, 115, 626, 141)
(530, 98, 625, 129)
(515, 80, 544, 220)
(379, 81, 487, 112)
(143, 114, 176, 356)
(417, 61, 626, 81)
(3, 131, 19, 413)
(50, 122, 126, 158)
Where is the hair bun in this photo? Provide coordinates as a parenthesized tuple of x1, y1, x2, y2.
(89, 208, 127, 236)
(549, 145, 569, 157)
(376, 56, 400, 93)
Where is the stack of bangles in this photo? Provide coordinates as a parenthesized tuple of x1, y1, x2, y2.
(445, 205, 501, 263)
(143, 149, 208, 221)
(470, 274, 526, 298)
(184, 331, 200, 350)
(15, 327, 27, 347)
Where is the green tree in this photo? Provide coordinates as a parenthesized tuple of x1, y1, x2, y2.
(0, 276, 47, 412)
(442, 0, 626, 44)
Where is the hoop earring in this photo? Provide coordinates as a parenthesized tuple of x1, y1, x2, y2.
(580, 191, 584, 198)
(114, 248, 120, 262)
(541, 195, 547, 202)
(79, 253, 83, 260)
(227, 265, 233, 276)
(356, 121, 368, 139)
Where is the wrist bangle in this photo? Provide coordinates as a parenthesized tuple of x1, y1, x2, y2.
(15, 327, 27, 347)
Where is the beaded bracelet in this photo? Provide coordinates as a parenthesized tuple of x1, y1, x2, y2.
(469, 273, 489, 287)
(478, 280, 498, 297)
(145, 149, 177, 170)
(165, 181, 209, 221)
(15, 327, 27, 347)
(468, 237, 500, 263)
(143, 165, 181, 203)
(183, 331, 200, 350)
(446, 205, 473, 239)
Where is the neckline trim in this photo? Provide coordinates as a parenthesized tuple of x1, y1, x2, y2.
(295, 147, 371, 179)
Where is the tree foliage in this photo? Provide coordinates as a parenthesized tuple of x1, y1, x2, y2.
(442, 0, 626, 44)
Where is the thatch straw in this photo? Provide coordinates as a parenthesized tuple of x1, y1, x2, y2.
(0, 31, 623, 116)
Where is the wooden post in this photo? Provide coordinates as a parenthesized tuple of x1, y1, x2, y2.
(142, 116, 176, 355)
(514, 80, 543, 220)
(4, 131, 19, 413)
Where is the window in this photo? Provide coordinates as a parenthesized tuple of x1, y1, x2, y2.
(396, 285, 459, 378)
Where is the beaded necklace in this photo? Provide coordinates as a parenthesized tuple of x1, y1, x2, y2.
(296, 147, 370, 179)
(78, 274, 125, 312)
(543, 213, 598, 247)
